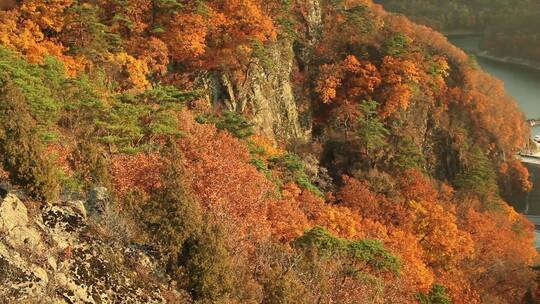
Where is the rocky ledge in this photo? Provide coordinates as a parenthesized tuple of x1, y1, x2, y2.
(0, 188, 175, 303)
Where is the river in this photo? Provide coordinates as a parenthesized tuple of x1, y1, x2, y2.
(448, 35, 540, 136)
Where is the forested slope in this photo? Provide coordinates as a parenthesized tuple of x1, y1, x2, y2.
(0, 0, 537, 303)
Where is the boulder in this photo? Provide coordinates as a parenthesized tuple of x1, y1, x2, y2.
(0, 194, 42, 250)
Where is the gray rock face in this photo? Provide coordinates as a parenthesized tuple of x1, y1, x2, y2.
(0, 192, 170, 303)
(241, 39, 308, 142)
(197, 39, 312, 143)
(192, 1, 329, 144)
(87, 186, 109, 215)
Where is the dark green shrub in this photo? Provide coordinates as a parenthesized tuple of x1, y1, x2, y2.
(356, 100, 389, 155)
(180, 223, 236, 302)
(269, 153, 324, 197)
(138, 85, 200, 104)
(140, 155, 203, 267)
(293, 227, 401, 274)
(131, 152, 242, 302)
(417, 284, 452, 304)
(97, 88, 188, 153)
(392, 137, 426, 170)
(383, 33, 412, 57)
(196, 111, 255, 139)
(0, 47, 65, 130)
(215, 111, 255, 139)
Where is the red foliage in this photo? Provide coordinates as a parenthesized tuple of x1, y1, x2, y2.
(337, 176, 379, 218)
(267, 183, 310, 243)
(177, 110, 274, 249)
(398, 169, 439, 203)
(109, 152, 165, 199)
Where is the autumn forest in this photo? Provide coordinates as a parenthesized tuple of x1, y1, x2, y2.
(0, 0, 538, 303)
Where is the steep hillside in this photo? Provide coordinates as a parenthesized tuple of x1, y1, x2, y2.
(0, 0, 537, 303)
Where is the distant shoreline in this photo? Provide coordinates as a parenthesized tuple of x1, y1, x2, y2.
(443, 30, 484, 38)
(443, 30, 540, 72)
(474, 51, 540, 73)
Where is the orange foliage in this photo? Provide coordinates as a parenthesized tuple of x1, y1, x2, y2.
(459, 201, 537, 303)
(316, 55, 381, 104)
(127, 37, 170, 76)
(19, 0, 73, 32)
(250, 135, 285, 157)
(398, 169, 439, 203)
(158, 0, 276, 70)
(267, 183, 310, 243)
(0, 0, 535, 302)
(335, 170, 496, 302)
(455, 71, 529, 154)
(301, 184, 435, 301)
(0, 1, 80, 70)
(337, 175, 379, 218)
(499, 159, 533, 196)
(378, 56, 420, 117)
(383, 228, 435, 300)
(164, 12, 209, 63)
(407, 200, 474, 269)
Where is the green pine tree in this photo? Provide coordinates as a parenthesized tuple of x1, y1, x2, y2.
(454, 145, 498, 196)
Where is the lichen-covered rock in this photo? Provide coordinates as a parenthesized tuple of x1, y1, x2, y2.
(0, 192, 169, 303)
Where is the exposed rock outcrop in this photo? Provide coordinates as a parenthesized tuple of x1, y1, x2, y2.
(240, 38, 308, 142)
(193, 1, 327, 144)
(198, 37, 310, 143)
(0, 192, 170, 303)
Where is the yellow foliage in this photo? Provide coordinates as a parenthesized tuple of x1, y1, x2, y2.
(0, 7, 82, 72)
(106, 52, 151, 92)
(20, 0, 73, 32)
(250, 135, 285, 157)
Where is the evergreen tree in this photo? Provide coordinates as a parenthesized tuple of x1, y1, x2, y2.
(137, 150, 239, 302)
(392, 137, 426, 170)
(0, 78, 60, 201)
(356, 100, 389, 156)
(180, 222, 237, 302)
(141, 152, 203, 273)
(454, 145, 498, 196)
